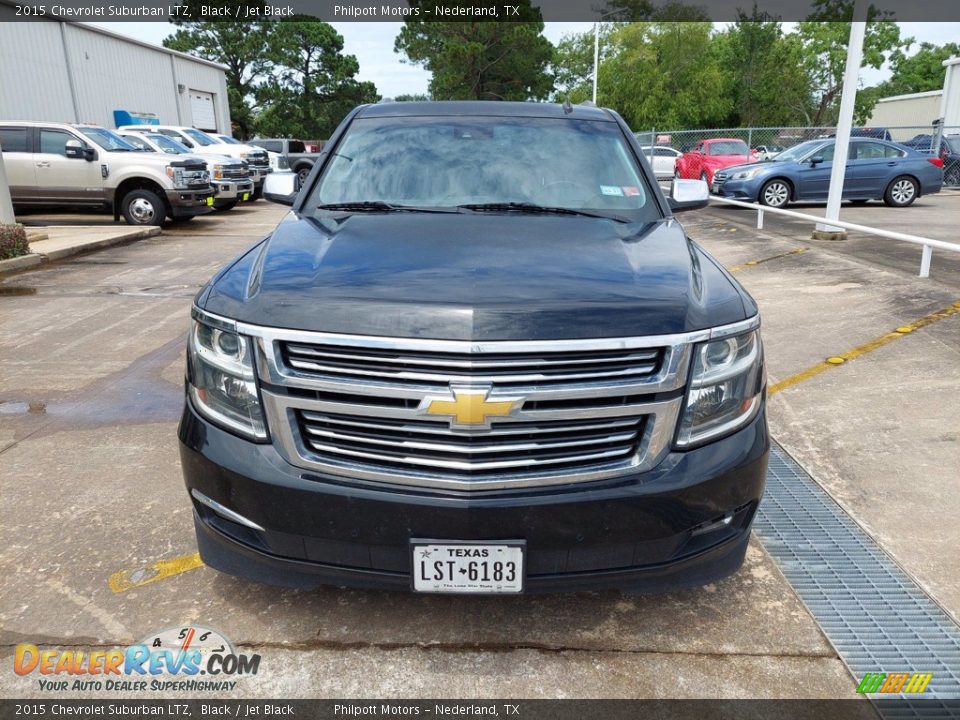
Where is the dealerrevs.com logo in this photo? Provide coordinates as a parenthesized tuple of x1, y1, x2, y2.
(14, 625, 261, 692)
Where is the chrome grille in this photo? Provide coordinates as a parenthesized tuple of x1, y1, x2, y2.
(281, 342, 662, 386)
(233, 317, 760, 491)
(297, 411, 645, 475)
(221, 165, 248, 180)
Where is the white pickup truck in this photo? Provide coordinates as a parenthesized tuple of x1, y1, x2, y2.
(0, 121, 213, 225)
(119, 125, 271, 198)
(117, 130, 254, 211)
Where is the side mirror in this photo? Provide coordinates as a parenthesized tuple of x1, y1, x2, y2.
(263, 171, 300, 206)
(64, 139, 86, 160)
(809, 156, 824, 166)
(669, 178, 709, 213)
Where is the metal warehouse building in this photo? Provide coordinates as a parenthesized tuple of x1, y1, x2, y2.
(0, 11, 231, 133)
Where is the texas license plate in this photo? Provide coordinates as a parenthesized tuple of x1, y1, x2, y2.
(411, 541, 524, 594)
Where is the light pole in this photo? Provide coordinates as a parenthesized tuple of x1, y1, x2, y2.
(592, 10, 623, 105)
(815, 0, 867, 238)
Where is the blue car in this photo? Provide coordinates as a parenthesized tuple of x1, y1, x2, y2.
(711, 138, 944, 209)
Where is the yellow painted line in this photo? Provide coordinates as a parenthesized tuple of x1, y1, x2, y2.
(728, 247, 808, 273)
(108, 552, 204, 593)
(769, 301, 960, 396)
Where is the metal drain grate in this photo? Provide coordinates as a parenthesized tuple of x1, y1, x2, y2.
(756, 445, 960, 711)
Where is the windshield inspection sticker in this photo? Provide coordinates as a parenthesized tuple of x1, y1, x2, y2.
(600, 185, 624, 196)
(622, 186, 640, 196)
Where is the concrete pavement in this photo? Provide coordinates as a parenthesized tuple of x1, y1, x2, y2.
(1, 196, 957, 700)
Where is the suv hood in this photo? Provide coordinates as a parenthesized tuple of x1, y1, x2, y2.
(200, 213, 750, 341)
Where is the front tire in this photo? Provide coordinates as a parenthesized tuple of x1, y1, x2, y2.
(296, 166, 312, 186)
(759, 179, 790, 208)
(121, 189, 165, 226)
(884, 176, 918, 207)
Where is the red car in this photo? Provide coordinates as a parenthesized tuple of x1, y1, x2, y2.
(674, 138, 756, 185)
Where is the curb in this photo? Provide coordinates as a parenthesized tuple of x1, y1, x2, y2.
(0, 226, 161, 276)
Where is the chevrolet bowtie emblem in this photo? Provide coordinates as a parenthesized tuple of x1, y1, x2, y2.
(418, 385, 522, 429)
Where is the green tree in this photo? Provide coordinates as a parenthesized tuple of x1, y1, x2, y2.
(550, 25, 616, 103)
(590, 22, 732, 129)
(876, 41, 959, 96)
(714, 10, 813, 126)
(164, 1, 272, 138)
(393, 93, 431, 101)
(796, 0, 909, 126)
(394, 4, 553, 101)
(256, 19, 378, 139)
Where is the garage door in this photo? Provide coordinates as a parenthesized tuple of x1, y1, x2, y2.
(189, 90, 217, 132)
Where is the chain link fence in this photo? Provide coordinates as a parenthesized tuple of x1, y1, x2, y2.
(635, 125, 960, 187)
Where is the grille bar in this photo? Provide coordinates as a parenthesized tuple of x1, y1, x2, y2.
(283, 341, 663, 385)
(298, 410, 644, 474)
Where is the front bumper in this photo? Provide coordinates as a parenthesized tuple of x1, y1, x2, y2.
(248, 167, 271, 187)
(712, 178, 760, 201)
(179, 397, 769, 593)
(213, 180, 254, 201)
(165, 188, 215, 218)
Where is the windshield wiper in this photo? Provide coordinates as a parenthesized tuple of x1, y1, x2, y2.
(316, 201, 458, 214)
(457, 202, 629, 223)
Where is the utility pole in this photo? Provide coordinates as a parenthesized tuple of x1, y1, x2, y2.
(815, 0, 868, 239)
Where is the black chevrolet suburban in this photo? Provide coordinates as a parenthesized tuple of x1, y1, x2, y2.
(179, 101, 768, 594)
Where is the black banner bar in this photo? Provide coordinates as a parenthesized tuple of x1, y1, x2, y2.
(3, 0, 960, 22)
(3, 700, 960, 720)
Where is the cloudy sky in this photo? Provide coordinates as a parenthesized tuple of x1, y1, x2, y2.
(91, 21, 960, 97)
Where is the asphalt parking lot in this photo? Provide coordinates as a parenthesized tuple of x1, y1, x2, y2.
(0, 195, 958, 700)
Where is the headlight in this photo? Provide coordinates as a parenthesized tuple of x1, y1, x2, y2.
(212, 164, 224, 180)
(187, 311, 267, 441)
(732, 168, 763, 180)
(676, 329, 764, 448)
(239, 152, 251, 159)
(166, 166, 187, 188)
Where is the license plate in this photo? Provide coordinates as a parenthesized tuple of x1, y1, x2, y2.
(206, 196, 214, 206)
(242, 192, 249, 201)
(411, 541, 524, 594)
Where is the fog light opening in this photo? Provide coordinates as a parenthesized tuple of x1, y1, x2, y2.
(191, 489, 265, 531)
(691, 513, 735, 537)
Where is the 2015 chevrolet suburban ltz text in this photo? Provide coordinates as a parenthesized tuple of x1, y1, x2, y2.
(179, 101, 769, 594)
(0, 122, 213, 225)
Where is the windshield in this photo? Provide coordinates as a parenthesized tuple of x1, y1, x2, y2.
(148, 134, 190, 154)
(183, 128, 216, 146)
(121, 135, 153, 152)
(312, 116, 659, 222)
(772, 141, 827, 163)
(78, 127, 136, 151)
(708, 140, 749, 156)
(218, 135, 241, 145)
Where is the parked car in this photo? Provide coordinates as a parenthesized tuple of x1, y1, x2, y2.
(0, 121, 212, 225)
(899, 134, 960, 186)
(640, 145, 682, 180)
(213, 134, 289, 174)
(248, 138, 321, 186)
(711, 138, 943, 208)
(675, 138, 756, 184)
(752, 145, 784, 161)
(118, 131, 254, 211)
(118, 124, 271, 198)
(180, 100, 768, 594)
